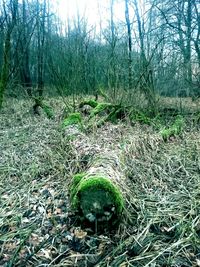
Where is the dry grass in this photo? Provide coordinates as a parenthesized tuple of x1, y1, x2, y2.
(0, 97, 200, 266)
(158, 96, 200, 113)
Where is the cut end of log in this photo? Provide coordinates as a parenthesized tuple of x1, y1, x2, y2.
(70, 175, 124, 224)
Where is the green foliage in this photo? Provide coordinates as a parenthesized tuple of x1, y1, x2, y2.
(62, 112, 82, 128)
(160, 115, 185, 141)
(130, 110, 151, 125)
(71, 175, 124, 215)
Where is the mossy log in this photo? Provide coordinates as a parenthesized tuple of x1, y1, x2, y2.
(79, 99, 152, 128)
(62, 112, 82, 128)
(70, 153, 124, 224)
(79, 99, 98, 109)
(33, 97, 54, 119)
(62, 101, 140, 226)
(79, 99, 129, 128)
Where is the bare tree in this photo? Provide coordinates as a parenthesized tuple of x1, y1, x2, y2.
(36, 0, 47, 97)
(125, 0, 133, 90)
(0, 0, 18, 108)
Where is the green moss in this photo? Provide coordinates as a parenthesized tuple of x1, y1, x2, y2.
(90, 103, 113, 118)
(62, 112, 82, 128)
(86, 103, 129, 128)
(70, 173, 86, 205)
(73, 173, 86, 185)
(71, 175, 124, 215)
(34, 97, 55, 119)
(161, 115, 185, 141)
(79, 99, 98, 108)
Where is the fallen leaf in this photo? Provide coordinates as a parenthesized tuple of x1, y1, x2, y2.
(54, 208, 62, 214)
(74, 229, 87, 239)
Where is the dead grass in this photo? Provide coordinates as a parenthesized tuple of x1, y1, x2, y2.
(158, 96, 200, 113)
(0, 97, 200, 266)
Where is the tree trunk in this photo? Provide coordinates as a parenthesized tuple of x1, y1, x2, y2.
(0, 0, 18, 108)
(20, 0, 32, 96)
(0, 30, 11, 108)
(185, 0, 192, 85)
(125, 0, 133, 90)
(37, 0, 46, 97)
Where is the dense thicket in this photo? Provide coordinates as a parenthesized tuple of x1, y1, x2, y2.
(0, 0, 199, 107)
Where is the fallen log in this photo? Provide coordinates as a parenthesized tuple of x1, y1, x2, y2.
(62, 113, 126, 226)
(70, 153, 124, 224)
(79, 99, 151, 128)
(33, 97, 54, 119)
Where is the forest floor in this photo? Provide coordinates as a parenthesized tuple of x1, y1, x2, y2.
(0, 97, 200, 267)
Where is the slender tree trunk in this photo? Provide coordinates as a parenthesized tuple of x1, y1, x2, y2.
(186, 0, 192, 84)
(37, 0, 46, 97)
(193, 1, 200, 68)
(0, 0, 18, 108)
(133, 0, 156, 109)
(133, 0, 146, 65)
(20, 0, 32, 96)
(0, 30, 11, 108)
(125, 0, 132, 90)
(108, 0, 117, 99)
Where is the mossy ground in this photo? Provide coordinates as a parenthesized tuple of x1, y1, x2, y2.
(0, 96, 200, 266)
